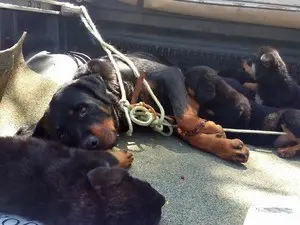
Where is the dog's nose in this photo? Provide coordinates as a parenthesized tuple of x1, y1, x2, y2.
(82, 135, 100, 149)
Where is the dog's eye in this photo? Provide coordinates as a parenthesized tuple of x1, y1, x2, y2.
(78, 105, 88, 117)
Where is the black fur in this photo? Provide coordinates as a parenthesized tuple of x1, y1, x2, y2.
(218, 67, 255, 84)
(185, 66, 251, 129)
(222, 77, 256, 101)
(0, 136, 165, 225)
(248, 46, 300, 108)
(184, 66, 300, 146)
(25, 53, 188, 150)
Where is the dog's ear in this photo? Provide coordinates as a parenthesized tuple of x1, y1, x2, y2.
(87, 167, 129, 190)
(32, 110, 51, 139)
(73, 74, 111, 106)
(260, 53, 274, 68)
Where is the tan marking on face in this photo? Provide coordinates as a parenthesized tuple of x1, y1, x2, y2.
(68, 110, 74, 116)
(242, 60, 255, 79)
(90, 118, 117, 149)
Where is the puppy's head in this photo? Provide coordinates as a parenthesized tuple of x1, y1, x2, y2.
(33, 74, 118, 150)
(88, 167, 165, 225)
(242, 46, 288, 81)
(185, 66, 217, 104)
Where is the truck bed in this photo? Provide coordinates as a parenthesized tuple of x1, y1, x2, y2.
(1, 1, 300, 224)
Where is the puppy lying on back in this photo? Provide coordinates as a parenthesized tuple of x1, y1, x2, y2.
(0, 136, 165, 225)
(185, 66, 300, 158)
(243, 46, 300, 109)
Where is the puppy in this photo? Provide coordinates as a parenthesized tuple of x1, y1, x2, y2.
(0, 136, 165, 225)
(243, 46, 300, 109)
(185, 66, 252, 129)
(185, 65, 300, 157)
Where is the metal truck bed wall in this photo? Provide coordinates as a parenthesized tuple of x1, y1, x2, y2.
(1, 0, 300, 81)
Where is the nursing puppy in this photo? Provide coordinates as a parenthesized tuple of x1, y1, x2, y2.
(0, 136, 165, 225)
(185, 66, 300, 158)
(185, 66, 252, 129)
(243, 46, 300, 108)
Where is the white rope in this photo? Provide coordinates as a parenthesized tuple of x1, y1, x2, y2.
(78, 5, 173, 136)
(224, 128, 286, 135)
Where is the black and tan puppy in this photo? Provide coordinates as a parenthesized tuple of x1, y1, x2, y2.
(185, 65, 300, 158)
(22, 53, 249, 163)
(243, 46, 300, 108)
(184, 66, 252, 129)
(0, 136, 165, 225)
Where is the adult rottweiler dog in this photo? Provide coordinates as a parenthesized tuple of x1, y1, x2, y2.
(242, 46, 300, 108)
(25, 53, 249, 163)
(185, 65, 300, 158)
(0, 136, 165, 225)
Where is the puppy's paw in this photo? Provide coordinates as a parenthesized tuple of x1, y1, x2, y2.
(277, 146, 297, 158)
(108, 149, 134, 168)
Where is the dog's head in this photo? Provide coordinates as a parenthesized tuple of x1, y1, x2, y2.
(88, 167, 165, 225)
(185, 66, 218, 104)
(33, 74, 118, 150)
(242, 46, 288, 81)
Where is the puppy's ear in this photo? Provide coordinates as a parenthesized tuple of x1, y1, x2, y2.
(260, 53, 274, 68)
(32, 110, 51, 139)
(87, 167, 129, 189)
(73, 74, 111, 106)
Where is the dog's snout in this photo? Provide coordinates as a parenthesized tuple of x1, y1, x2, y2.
(82, 135, 99, 149)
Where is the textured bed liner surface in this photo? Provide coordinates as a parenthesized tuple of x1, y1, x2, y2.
(117, 133, 300, 225)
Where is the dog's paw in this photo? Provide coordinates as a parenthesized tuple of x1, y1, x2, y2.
(277, 146, 297, 158)
(220, 139, 249, 163)
(108, 149, 134, 168)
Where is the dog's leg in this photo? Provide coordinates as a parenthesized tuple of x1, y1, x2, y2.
(276, 110, 300, 158)
(277, 144, 300, 158)
(162, 67, 249, 163)
(176, 96, 249, 163)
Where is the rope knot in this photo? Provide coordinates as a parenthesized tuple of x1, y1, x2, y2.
(119, 99, 130, 109)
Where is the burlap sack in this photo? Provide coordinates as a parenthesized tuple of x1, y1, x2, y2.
(119, 0, 300, 29)
(0, 32, 60, 136)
